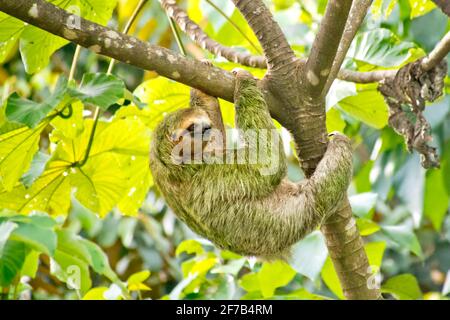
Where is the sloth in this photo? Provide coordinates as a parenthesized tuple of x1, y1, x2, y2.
(150, 68, 353, 260)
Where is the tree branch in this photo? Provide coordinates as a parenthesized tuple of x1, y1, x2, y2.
(324, 0, 373, 93)
(0, 0, 236, 102)
(159, 0, 267, 68)
(303, 0, 353, 98)
(432, 0, 450, 16)
(422, 30, 450, 72)
(231, 0, 296, 74)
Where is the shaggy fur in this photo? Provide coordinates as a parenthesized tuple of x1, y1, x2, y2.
(150, 70, 353, 260)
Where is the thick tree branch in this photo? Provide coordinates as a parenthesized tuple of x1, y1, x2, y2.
(0, 0, 236, 102)
(303, 0, 353, 98)
(432, 0, 450, 16)
(159, 0, 267, 68)
(231, 0, 296, 74)
(325, 0, 373, 93)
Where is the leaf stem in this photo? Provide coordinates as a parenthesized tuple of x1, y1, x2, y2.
(108, 0, 149, 74)
(78, 0, 148, 168)
(167, 14, 187, 56)
(205, 0, 262, 54)
(69, 45, 82, 81)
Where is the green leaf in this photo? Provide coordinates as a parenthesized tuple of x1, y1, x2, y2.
(326, 108, 346, 133)
(0, 120, 49, 191)
(0, 12, 25, 63)
(258, 261, 296, 298)
(0, 240, 27, 286)
(80, 239, 118, 282)
(350, 192, 378, 218)
(409, 0, 436, 19)
(239, 272, 260, 293)
(127, 270, 151, 288)
(50, 249, 92, 294)
(21, 152, 50, 188)
(347, 29, 415, 68)
(382, 274, 422, 300)
(0, 221, 18, 255)
(211, 258, 246, 275)
(18, 0, 118, 74)
(176, 240, 205, 256)
(71, 153, 127, 217)
(381, 225, 423, 258)
(10, 221, 57, 255)
(50, 101, 84, 139)
(338, 84, 388, 129)
(20, 25, 69, 74)
(5, 77, 68, 128)
(68, 73, 125, 110)
(91, 117, 152, 215)
(424, 169, 449, 231)
(21, 250, 40, 278)
(395, 154, 426, 227)
(0, 160, 72, 215)
(291, 231, 328, 281)
(357, 218, 381, 236)
(133, 77, 190, 129)
(82, 287, 108, 300)
(326, 80, 357, 111)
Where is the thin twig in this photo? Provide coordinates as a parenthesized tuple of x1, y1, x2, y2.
(159, 0, 266, 68)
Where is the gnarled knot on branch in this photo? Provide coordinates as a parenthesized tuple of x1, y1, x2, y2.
(378, 59, 447, 169)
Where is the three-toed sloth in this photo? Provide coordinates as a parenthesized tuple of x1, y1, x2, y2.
(150, 69, 352, 260)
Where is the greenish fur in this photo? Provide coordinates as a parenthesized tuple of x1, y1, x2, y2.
(150, 72, 353, 260)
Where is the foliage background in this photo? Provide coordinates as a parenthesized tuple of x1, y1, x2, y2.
(0, 0, 449, 300)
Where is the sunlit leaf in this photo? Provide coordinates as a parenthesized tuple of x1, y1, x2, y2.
(51, 101, 85, 139)
(176, 239, 205, 256)
(0, 121, 48, 191)
(338, 84, 388, 129)
(71, 153, 127, 217)
(0, 160, 72, 214)
(21, 250, 40, 278)
(0, 12, 25, 64)
(82, 287, 108, 300)
(382, 274, 422, 300)
(409, 0, 436, 19)
(134, 77, 190, 129)
(357, 218, 381, 236)
(258, 260, 296, 298)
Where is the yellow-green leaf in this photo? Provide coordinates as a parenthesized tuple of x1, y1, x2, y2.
(0, 121, 48, 191)
(83, 287, 108, 300)
(258, 261, 296, 298)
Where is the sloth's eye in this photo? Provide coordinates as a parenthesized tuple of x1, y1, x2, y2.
(186, 123, 196, 132)
(186, 123, 211, 135)
(201, 124, 212, 135)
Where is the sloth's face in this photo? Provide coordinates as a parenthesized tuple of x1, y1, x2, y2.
(166, 108, 216, 164)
